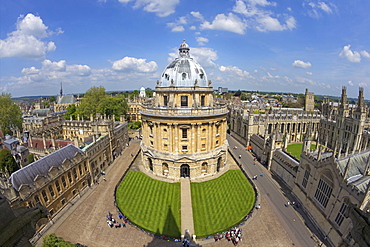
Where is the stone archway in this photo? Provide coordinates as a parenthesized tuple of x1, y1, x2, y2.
(180, 164, 190, 178)
(217, 157, 222, 172)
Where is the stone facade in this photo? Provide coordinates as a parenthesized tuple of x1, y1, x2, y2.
(230, 87, 370, 246)
(140, 41, 229, 180)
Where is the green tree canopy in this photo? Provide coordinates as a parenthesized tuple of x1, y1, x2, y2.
(0, 93, 22, 135)
(0, 149, 19, 175)
(73, 86, 129, 120)
(98, 96, 129, 121)
(42, 233, 76, 247)
(64, 104, 77, 120)
(75, 86, 107, 119)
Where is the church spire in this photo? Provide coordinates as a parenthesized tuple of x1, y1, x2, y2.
(60, 82, 63, 97)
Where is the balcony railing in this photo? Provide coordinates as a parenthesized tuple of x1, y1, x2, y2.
(140, 105, 228, 117)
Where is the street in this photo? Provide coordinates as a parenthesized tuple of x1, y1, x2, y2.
(227, 135, 319, 247)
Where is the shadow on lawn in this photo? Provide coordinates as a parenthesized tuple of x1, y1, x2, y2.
(161, 205, 181, 238)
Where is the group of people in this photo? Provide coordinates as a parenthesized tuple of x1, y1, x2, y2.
(213, 228, 243, 246)
(106, 211, 127, 228)
(285, 201, 300, 208)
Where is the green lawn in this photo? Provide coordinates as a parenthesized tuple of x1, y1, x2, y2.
(287, 143, 316, 160)
(191, 170, 255, 238)
(116, 171, 181, 238)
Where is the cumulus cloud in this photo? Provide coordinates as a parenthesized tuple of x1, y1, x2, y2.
(348, 81, 353, 86)
(339, 45, 361, 63)
(118, 0, 179, 17)
(0, 13, 60, 60)
(200, 13, 247, 35)
(360, 50, 370, 58)
(42, 59, 67, 71)
(292, 60, 312, 68)
(219, 65, 251, 78)
(67, 64, 92, 76)
(112, 57, 158, 72)
(196, 37, 209, 45)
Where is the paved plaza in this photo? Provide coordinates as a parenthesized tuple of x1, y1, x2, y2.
(35, 139, 295, 247)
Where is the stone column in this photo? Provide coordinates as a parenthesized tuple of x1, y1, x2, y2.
(191, 123, 196, 153)
(168, 123, 173, 152)
(197, 123, 201, 153)
(174, 123, 178, 153)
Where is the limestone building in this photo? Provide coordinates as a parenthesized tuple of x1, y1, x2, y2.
(230, 87, 370, 246)
(140, 41, 229, 179)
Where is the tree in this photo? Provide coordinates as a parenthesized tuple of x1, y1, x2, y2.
(145, 90, 153, 98)
(0, 149, 19, 175)
(42, 233, 76, 247)
(75, 86, 107, 119)
(128, 121, 142, 130)
(64, 104, 77, 120)
(129, 90, 139, 99)
(28, 153, 34, 164)
(98, 96, 129, 121)
(0, 93, 22, 135)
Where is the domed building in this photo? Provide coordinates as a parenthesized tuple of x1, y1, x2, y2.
(140, 40, 229, 180)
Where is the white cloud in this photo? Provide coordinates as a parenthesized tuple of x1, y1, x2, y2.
(348, 81, 353, 86)
(190, 11, 204, 21)
(306, 72, 313, 75)
(200, 13, 247, 35)
(196, 37, 209, 45)
(219, 65, 251, 78)
(359, 82, 367, 88)
(304, 1, 336, 18)
(42, 59, 67, 71)
(67, 64, 92, 76)
(292, 60, 312, 68)
(112, 56, 158, 72)
(233, 0, 296, 32)
(118, 0, 179, 17)
(360, 50, 370, 58)
(0, 14, 60, 60)
(339, 45, 361, 63)
(256, 15, 296, 32)
(167, 16, 187, 32)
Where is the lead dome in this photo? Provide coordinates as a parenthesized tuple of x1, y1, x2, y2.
(159, 40, 208, 87)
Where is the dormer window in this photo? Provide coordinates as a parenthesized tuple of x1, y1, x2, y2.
(200, 74, 204, 79)
(182, 73, 187, 79)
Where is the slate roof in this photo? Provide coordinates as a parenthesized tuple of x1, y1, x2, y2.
(9, 144, 83, 191)
(57, 95, 77, 104)
(337, 149, 370, 193)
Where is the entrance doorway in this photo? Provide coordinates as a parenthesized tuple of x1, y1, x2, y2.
(180, 164, 190, 178)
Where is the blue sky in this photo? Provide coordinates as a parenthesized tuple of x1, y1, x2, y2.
(1, 0, 369, 99)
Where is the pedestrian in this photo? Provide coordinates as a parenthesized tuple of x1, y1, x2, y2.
(239, 154, 241, 159)
(254, 161, 256, 165)
(260, 172, 264, 176)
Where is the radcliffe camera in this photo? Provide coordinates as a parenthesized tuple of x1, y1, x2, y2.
(0, 1, 369, 247)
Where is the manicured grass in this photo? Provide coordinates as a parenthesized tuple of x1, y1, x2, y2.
(191, 170, 255, 238)
(116, 171, 181, 238)
(287, 143, 316, 160)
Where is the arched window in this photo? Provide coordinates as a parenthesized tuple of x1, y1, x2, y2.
(201, 162, 208, 174)
(335, 198, 349, 226)
(302, 165, 310, 188)
(162, 163, 169, 176)
(314, 172, 333, 208)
